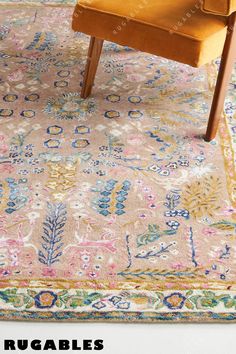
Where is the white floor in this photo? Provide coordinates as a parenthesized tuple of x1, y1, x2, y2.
(0, 322, 235, 354)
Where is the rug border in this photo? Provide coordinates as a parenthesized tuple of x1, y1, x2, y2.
(0, 310, 236, 323)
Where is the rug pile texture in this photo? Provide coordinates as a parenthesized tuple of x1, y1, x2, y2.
(0, 6, 236, 322)
(0, 0, 74, 5)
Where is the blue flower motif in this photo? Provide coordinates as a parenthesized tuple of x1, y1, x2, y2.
(34, 291, 58, 309)
(92, 301, 106, 310)
(163, 292, 186, 310)
(166, 220, 180, 230)
(109, 296, 122, 305)
(116, 302, 130, 310)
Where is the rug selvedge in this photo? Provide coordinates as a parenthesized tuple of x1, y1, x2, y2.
(0, 6, 236, 322)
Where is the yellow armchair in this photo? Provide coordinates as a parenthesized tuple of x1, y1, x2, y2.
(72, 0, 236, 141)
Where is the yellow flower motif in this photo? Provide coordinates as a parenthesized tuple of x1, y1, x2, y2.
(52, 193, 66, 201)
(163, 293, 186, 310)
(132, 296, 149, 305)
(35, 291, 57, 309)
(46, 162, 78, 200)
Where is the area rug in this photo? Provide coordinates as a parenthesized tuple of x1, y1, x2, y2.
(0, 6, 236, 323)
(0, 0, 74, 6)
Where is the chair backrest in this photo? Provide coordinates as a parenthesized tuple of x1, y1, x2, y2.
(202, 0, 236, 15)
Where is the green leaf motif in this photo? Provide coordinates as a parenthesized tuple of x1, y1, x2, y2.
(210, 220, 236, 231)
(137, 224, 176, 247)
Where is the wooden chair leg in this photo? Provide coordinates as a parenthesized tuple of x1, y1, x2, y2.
(81, 37, 104, 99)
(205, 12, 236, 142)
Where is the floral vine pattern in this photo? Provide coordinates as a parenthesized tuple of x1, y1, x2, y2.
(0, 7, 236, 322)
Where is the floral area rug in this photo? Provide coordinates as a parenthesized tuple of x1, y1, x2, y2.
(0, 0, 74, 6)
(0, 6, 236, 323)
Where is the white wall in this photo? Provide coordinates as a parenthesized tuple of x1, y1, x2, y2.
(0, 322, 235, 354)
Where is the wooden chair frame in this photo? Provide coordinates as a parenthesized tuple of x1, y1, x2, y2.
(80, 13, 236, 142)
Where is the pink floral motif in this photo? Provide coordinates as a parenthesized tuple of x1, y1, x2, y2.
(42, 267, 57, 277)
(126, 73, 146, 82)
(87, 271, 99, 279)
(127, 134, 144, 146)
(0, 163, 14, 174)
(221, 206, 236, 216)
(8, 69, 25, 81)
(202, 228, 217, 237)
(0, 135, 8, 154)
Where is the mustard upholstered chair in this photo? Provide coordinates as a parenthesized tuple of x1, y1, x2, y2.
(72, 0, 236, 141)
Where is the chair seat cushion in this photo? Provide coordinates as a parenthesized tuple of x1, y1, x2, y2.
(72, 0, 228, 67)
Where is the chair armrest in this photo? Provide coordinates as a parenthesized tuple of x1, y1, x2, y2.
(202, 0, 236, 15)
